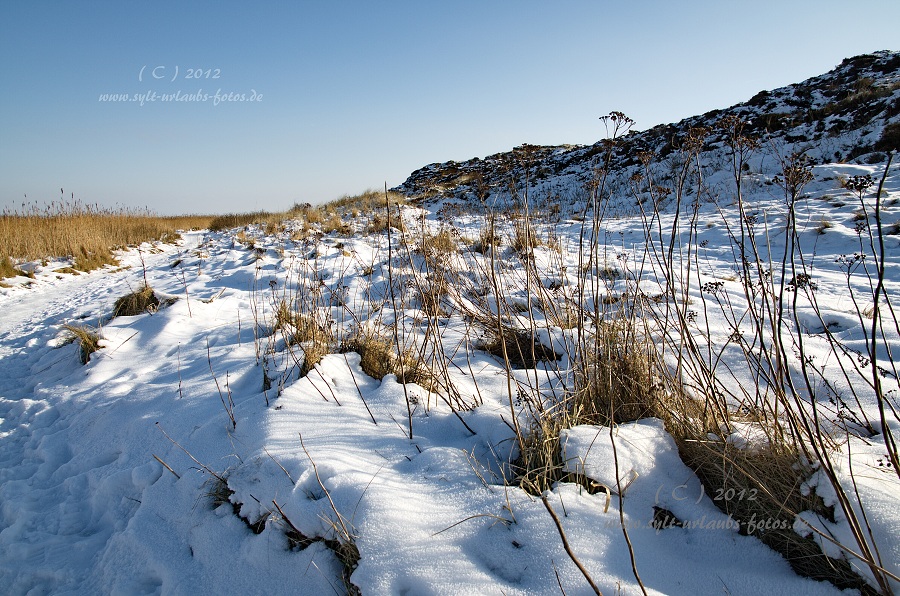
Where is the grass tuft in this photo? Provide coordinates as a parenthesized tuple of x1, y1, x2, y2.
(482, 328, 560, 369)
(74, 244, 118, 272)
(0, 256, 33, 280)
(341, 329, 436, 391)
(570, 319, 659, 425)
(113, 285, 160, 317)
(472, 227, 502, 254)
(63, 324, 101, 364)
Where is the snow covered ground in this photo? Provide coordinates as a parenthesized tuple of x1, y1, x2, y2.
(1, 160, 899, 595)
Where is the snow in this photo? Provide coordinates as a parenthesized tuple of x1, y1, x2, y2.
(1, 159, 899, 594)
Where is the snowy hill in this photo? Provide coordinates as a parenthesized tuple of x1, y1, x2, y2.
(394, 51, 900, 209)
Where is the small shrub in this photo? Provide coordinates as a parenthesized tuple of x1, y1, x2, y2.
(113, 285, 160, 317)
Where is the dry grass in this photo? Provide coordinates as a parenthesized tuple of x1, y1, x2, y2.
(294, 315, 333, 378)
(367, 213, 407, 235)
(300, 341, 330, 377)
(542, 301, 580, 329)
(514, 408, 568, 495)
(208, 211, 277, 232)
(472, 227, 502, 254)
(1, 201, 210, 272)
(511, 317, 660, 494)
(274, 302, 332, 343)
(675, 437, 869, 590)
(272, 301, 334, 377)
(482, 327, 560, 369)
(341, 329, 436, 391)
(570, 319, 660, 425)
(321, 213, 350, 235)
(419, 229, 457, 258)
(511, 220, 544, 257)
(0, 255, 32, 280)
(815, 218, 835, 235)
(113, 285, 161, 317)
(418, 284, 449, 318)
(62, 324, 101, 364)
(325, 189, 406, 214)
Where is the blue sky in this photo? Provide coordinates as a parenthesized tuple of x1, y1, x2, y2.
(1, 1, 898, 215)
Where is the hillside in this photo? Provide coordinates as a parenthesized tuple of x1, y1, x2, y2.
(394, 51, 900, 208)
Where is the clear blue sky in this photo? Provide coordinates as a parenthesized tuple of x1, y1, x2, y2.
(1, 1, 898, 215)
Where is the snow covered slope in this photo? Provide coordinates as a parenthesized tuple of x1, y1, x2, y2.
(2, 53, 900, 595)
(394, 51, 900, 211)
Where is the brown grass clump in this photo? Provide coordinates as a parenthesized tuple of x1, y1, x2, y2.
(272, 302, 334, 377)
(295, 314, 332, 345)
(0, 256, 27, 280)
(74, 244, 118, 272)
(297, 204, 325, 225)
(234, 230, 256, 249)
(482, 328, 560, 369)
(514, 409, 568, 495)
(419, 229, 457, 258)
(570, 320, 659, 425)
(300, 341, 331, 377)
(675, 437, 868, 591)
(1, 256, 17, 279)
(209, 211, 275, 232)
(512, 318, 658, 494)
(274, 302, 331, 343)
(472, 227, 502, 254)
(113, 285, 160, 317)
(511, 220, 544, 257)
(341, 329, 436, 390)
(367, 213, 407, 235)
(321, 213, 350, 235)
(63, 324, 102, 364)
